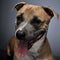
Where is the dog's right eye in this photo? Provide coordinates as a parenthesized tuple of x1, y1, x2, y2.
(17, 14, 24, 21)
(16, 13, 24, 26)
(17, 16, 23, 26)
(17, 16, 21, 20)
(30, 16, 42, 25)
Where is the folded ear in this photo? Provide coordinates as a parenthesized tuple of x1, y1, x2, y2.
(15, 2, 27, 11)
(43, 6, 59, 19)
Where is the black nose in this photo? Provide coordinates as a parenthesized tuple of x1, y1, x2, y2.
(16, 30, 25, 40)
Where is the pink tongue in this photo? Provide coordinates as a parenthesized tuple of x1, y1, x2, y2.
(16, 42, 28, 57)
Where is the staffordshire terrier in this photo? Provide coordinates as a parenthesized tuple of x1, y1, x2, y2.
(7, 2, 59, 60)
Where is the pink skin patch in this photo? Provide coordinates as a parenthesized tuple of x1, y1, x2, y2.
(16, 42, 28, 57)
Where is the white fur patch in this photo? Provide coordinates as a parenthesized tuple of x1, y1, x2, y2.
(16, 21, 28, 31)
(15, 21, 28, 37)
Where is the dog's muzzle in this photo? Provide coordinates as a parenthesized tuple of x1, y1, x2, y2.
(16, 28, 46, 41)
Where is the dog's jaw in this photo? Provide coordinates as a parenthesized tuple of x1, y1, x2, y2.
(15, 34, 46, 60)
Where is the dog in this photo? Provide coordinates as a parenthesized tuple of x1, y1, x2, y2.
(7, 2, 59, 60)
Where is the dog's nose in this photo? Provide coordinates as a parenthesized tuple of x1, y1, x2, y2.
(16, 30, 25, 40)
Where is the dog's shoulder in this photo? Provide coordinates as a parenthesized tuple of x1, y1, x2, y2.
(9, 36, 16, 46)
(6, 36, 16, 56)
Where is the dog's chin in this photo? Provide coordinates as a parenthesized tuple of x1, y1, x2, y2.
(16, 29, 46, 57)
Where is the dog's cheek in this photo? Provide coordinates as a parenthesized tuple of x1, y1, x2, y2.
(40, 23, 48, 30)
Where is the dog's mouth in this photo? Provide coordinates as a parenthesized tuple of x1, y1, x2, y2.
(16, 29, 46, 57)
(16, 41, 28, 57)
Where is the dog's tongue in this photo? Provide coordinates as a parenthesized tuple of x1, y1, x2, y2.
(16, 42, 28, 57)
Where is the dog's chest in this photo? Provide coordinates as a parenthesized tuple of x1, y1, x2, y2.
(15, 37, 45, 60)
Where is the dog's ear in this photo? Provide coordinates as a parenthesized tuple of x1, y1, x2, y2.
(43, 6, 59, 19)
(15, 2, 27, 11)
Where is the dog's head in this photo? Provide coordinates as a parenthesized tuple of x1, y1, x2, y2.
(14, 2, 59, 57)
(15, 2, 58, 41)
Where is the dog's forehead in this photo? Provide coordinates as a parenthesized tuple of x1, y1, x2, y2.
(16, 4, 51, 21)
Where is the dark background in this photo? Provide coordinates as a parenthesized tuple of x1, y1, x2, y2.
(0, 0, 60, 57)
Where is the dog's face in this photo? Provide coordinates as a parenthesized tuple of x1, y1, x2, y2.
(15, 2, 55, 48)
(15, 2, 54, 42)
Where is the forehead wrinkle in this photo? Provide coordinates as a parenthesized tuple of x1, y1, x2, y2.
(36, 8, 50, 21)
(16, 4, 39, 16)
(23, 6, 42, 21)
(16, 5, 51, 22)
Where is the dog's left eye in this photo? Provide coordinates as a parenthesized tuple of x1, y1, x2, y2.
(30, 16, 42, 29)
(31, 16, 42, 25)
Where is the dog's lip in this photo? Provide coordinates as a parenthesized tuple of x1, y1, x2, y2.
(25, 29, 46, 41)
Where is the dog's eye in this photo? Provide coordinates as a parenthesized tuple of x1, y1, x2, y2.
(31, 16, 42, 25)
(17, 16, 23, 26)
(30, 16, 42, 29)
(16, 13, 24, 26)
(17, 16, 21, 20)
(17, 14, 24, 21)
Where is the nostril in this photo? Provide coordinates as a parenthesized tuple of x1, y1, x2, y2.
(16, 30, 25, 40)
